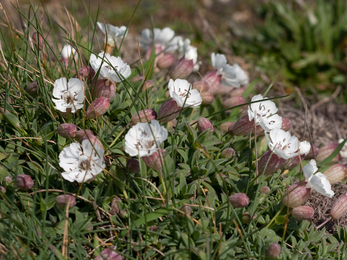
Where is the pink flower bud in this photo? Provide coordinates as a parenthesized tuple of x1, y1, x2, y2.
(143, 80, 155, 90)
(281, 118, 292, 131)
(170, 57, 194, 80)
(203, 71, 221, 94)
(223, 96, 245, 109)
(215, 86, 234, 96)
(219, 122, 235, 133)
(141, 149, 164, 172)
(57, 123, 78, 139)
(316, 143, 341, 163)
(330, 193, 347, 220)
(167, 119, 177, 130)
(241, 212, 256, 224)
(75, 129, 94, 142)
(82, 135, 104, 152)
(92, 79, 116, 100)
(15, 174, 34, 191)
(131, 109, 157, 125)
(286, 154, 306, 170)
(197, 117, 213, 133)
(157, 54, 175, 69)
(32, 32, 44, 50)
(324, 164, 347, 184)
(266, 243, 281, 258)
(221, 148, 235, 158)
(282, 181, 312, 208)
(86, 97, 110, 119)
(94, 248, 123, 260)
(109, 196, 122, 215)
(258, 150, 288, 176)
(260, 186, 270, 194)
(305, 145, 319, 160)
(78, 66, 95, 83)
(158, 98, 181, 123)
(230, 87, 245, 97)
(232, 115, 263, 136)
(200, 92, 214, 105)
(229, 193, 249, 208)
(145, 44, 163, 60)
(292, 206, 314, 221)
(181, 205, 192, 217)
(192, 81, 209, 93)
(126, 158, 140, 174)
(55, 195, 76, 209)
(0, 186, 6, 193)
(4, 176, 12, 185)
(26, 81, 38, 97)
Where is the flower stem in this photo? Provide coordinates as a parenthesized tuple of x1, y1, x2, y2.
(266, 205, 285, 228)
(158, 169, 167, 195)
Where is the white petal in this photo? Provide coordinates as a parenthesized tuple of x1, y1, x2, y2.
(308, 172, 334, 198)
(299, 141, 311, 155)
(303, 159, 318, 181)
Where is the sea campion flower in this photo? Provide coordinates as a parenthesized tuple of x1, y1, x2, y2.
(140, 27, 177, 51)
(125, 120, 168, 157)
(248, 94, 282, 132)
(89, 52, 131, 83)
(59, 139, 105, 183)
(168, 79, 202, 108)
(97, 22, 128, 47)
(61, 44, 76, 60)
(303, 159, 334, 198)
(176, 37, 200, 71)
(52, 78, 85, 113)
(211, 53, 249, 88)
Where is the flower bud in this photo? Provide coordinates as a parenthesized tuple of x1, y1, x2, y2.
(167, 119, 177, 130)
(92, 79, 116, 100)
(232, 115, 263, 136)
(26, 81, 39, 97)
(229, 193, 249, 208)
(15, 174, 34, 191)
(0, 186, 6, 193)
(78, 66, 95, 83)
(131, 109, 157, 125)
(109, 196, 122, 215)
(197, 117, 213, 133)
(94, 248, 123, 260)
(57, 123, 78, 139)
(281, 118, 292, 132)
(219, 122, 235, 133)
(32, 32, 44, 50)
(221, 148, 235, 158)
(305, 145, 319, 160)
(282, 181, 312, 208)
(55, 195, 76, 209)
(291, 206, 314, 221)
(192, 81, 209, 93)
(266, 243, 281, 259)
(170, 57, 194, 80)
(143, 80, 155, 90)
(258, 150, 288, 176)
(241, 212, 256, 224)
(203, 71, 221, 94)
(4, 176, 12, 185)
(230, 87, 245, 97)
(75, 129, 94, 142)
(316, 143, 341, 163)
(200, 92, 214, 105)
(86, 97, 110, 119)
(141, 148, 164, 172)
(260, 186, 270, 194)
(82, 135, 104, 152)
(181, 205, 192, 217)
(145, 44, 163, 60)
(330, 193, 347, 220)
(323, 164, 347, 184)
(126, 158, 140, 174)
(223, 96, 245, 109)
(215, 86, 234, 96)
(157, 54, 175, 69)
(158, 98, 181, 123)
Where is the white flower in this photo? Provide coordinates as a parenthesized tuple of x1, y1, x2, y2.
(338, 138, 347, 158)
(140, 27, 177, 51)
(125, 120, 168, 157)
(61, 44, 76, 59)
(248, 94, 282, 132)
(168, 79, 202, 108)
(176, 37, 200, 71)
(59, 139, 105, 183)
(211, 53, 249, 88)
(89, 52, 131, 83)
(52, 78, 85, 113)
(299, 141, 311, 156)
(304, 159, 334, 198)
(97, 22, 128, 46)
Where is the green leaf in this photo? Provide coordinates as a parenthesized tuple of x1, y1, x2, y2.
(318, 139, 346, 166)
(132, 207, 173, 227)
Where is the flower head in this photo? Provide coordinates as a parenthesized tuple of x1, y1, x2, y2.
(61, 44, 76, 59)
(211, 53, 248, 87)
(140, 27, 177, 51)
(125, 120, 168, 157)
(59, 139, 105, 183)
(168, 79, 202, 108)
(52, 78, 85, 113)
(89, 52, 131, 83)
(304, 159, 334, 198)
(97, 22, 128, 46)
(176, 37, 200, 71)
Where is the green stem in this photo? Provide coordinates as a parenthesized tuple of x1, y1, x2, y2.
(266, 205, 285, 229)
